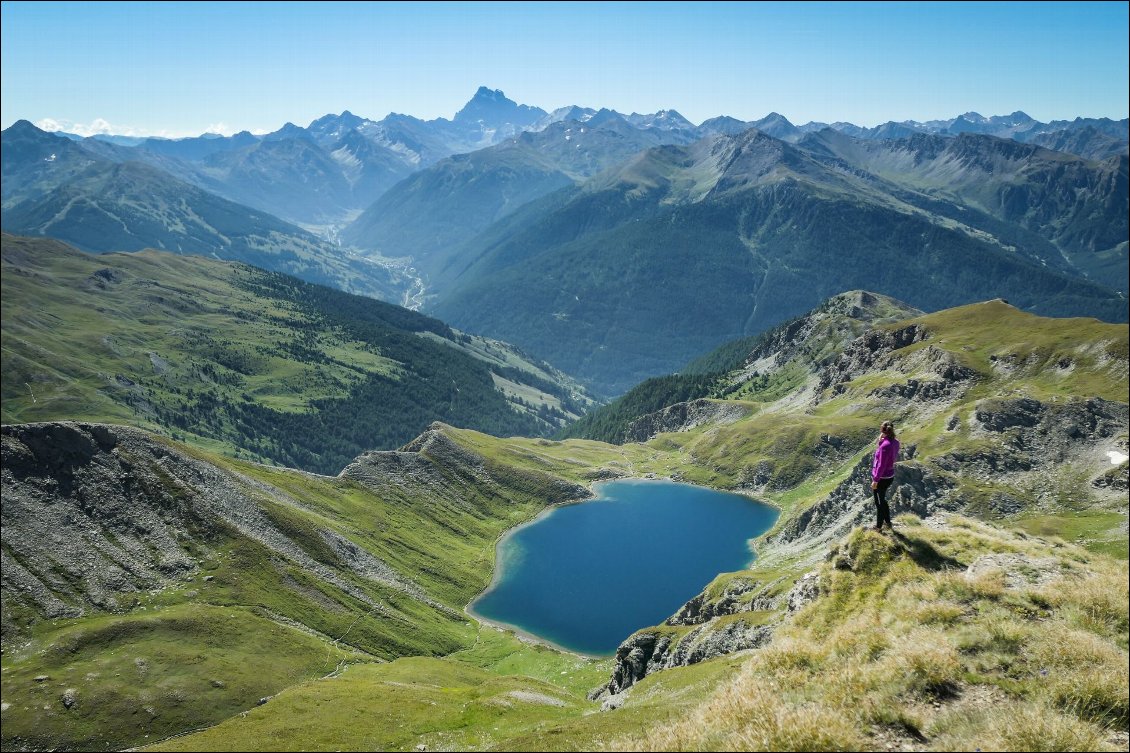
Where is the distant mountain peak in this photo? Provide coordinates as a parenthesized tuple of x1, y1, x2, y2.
(587, 108, 627, 127)
(5, 119, 46, 136)
(472, 86, 507, 101)
(308, 110, 368, 132)
(535, 105, 597, 129)
(453, 86, 546, 128)
(748, 112, 800, 140)
(264, 122, 307, 140)
(625, 109, 695, 131)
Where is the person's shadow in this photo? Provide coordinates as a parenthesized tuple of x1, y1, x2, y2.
(889, 528, 964, 572)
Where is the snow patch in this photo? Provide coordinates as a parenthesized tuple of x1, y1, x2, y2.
(1107, 451, 1129, 465)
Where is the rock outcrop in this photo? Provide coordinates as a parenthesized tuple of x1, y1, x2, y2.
(738, 291, 923, 382)
(342, 423, 589, 507)
(2, 421, 521, 634)
(624, 399, 749, 443)
(594, 571, 820, 697)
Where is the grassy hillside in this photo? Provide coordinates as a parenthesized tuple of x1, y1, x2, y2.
(0, 235, 595, 474)
(620, 517, 1129, 751)
(0, 420, 594, 751)
(2, 298, 1125, 751)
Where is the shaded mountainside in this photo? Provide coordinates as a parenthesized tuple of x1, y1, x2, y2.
(188, 131, 415, 226)
(1, 235, 596, 475)
(71, 120, 416, 227)
(561, 291, 923, 444)
(798, 130, 1130, 288)
(431, 130, 1127, 395)
(341, 115, 688, 284)
(0, 122, 401, 300)
(1028, 124, 1130, 162)
(340, 143, 575, 280)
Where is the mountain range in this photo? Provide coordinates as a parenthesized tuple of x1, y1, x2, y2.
(3, 88, 1127, 395)
(19, 87, 1129, 239)
(429, 128, 1128, 393)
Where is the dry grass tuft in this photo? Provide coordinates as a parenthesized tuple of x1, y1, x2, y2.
(931, 701, 1114, 752)
(613, 517, 1127, 751)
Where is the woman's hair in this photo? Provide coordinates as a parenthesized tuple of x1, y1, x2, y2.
(880, 420, 896, 438)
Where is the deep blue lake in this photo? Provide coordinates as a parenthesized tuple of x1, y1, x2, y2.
(469, 479, 778, 656)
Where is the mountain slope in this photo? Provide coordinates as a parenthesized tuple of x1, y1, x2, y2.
(798, 130, 1130, 288)
(2, 296, 1125, 752)
(1028, 124, 1129, 161)
(0, 235, 595, 474)
(72, 121, 416, 228)
(0, 122, 403, 300)
(431, 130, 1127, 395)
(341, 115, 690, 282)
(0, 419, 594, 751)
(340, 141, 575, 277)
(561, 291, 923, 443)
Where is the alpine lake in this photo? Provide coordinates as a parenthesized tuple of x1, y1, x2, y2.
(469, 479, 779, 656)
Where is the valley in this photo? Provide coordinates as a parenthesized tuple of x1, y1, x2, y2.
(0, 234, 596, 475)
(3, 286, 1126, 751)
(4, 91, 1126, 394)
(2, 78, 1128, 753)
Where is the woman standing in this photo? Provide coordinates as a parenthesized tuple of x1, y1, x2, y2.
(871, 420, 899, 532)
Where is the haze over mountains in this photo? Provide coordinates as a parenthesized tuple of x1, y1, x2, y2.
(3, 86, 1127, 394)
(2, 81, 1129, 753)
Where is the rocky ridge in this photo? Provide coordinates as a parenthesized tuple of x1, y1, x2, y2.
(736, 291, 924, 383)
(593, 301, 1128, 698)
(592, 572, 821, 699)
(0, 422, 446, 632)
(624, 399, 749, 443)
(1, 420, 593, 639)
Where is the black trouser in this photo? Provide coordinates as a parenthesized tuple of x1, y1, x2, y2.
(873, 476, 894, 529)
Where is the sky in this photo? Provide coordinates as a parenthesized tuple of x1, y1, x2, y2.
(2, 1, 1128, 138)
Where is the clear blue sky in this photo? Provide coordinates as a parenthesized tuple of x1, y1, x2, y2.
(2, 1, 1127, 137)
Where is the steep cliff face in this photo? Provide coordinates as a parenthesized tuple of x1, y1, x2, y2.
(594, 572, 821, 698)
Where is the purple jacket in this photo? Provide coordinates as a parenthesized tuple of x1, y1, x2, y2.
(872, 436, 899, 482)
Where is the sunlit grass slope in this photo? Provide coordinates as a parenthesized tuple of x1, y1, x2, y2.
(1, 234, 592, 474)
(142, 516, 1128, 752)
(0, 424, 588, 751)
(616, 516, 1129, 752)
